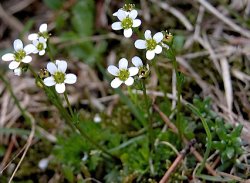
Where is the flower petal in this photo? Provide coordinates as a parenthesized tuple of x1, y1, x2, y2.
(39, 50, 46, 55)
(144, 30, 152, 39)
(111, 22, 122, 30)
(111, 78, 123, 88)
(24, 44, 36, 54)
(129, 10, 138, 19)
(22, 56, 32, 63)
(28, 33, 38, 41)
(107, 65, 119, 76)
(132, 19, 141, 27)
(153, 32, 164, 43)
(146, 50, 155, 60)
(129, 67, 139, 76)
(47, 62, 57, 74)
(154, 45, 162, 54)
(118, 58, 128, 69)
(117, 9, 127, 21)
(14, 39, 23, 51)
(39, 23, 47, 32)
(14, 68, 22, 76)
(9, 61, 20, 69)
(39, 37, 46, 43)
(44, 76, 56, 86)
(124, 77, 134, 86)
(132, 56, 143, 67)
(135, 40, 146, 49)
(124, 28, 133, 38)
(55, 83, 66, 93)
(56, 60, 67, 73)
(65, 74, 77, 84)
(2, 53, 14, 61)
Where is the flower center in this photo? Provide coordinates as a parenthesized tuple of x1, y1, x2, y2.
(37, 43, 44, 51)
(54, 71, 65, 83)
(118, 69, 129, 81)
(146, 39, 157, 50)
(14, 50, 26, 62)
(121, 17, 133, 29)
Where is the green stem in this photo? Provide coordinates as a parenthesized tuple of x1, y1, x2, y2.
(187, 104, 212, 175)
(28, 66, 118, 161)
(142, 79, 153, 149)
(63, 92, 74, 117)
(169, 47, 182, 138)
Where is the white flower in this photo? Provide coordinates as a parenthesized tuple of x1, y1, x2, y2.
(1, 39, 36, 70)
(14, 68, 22, 76)
(32, 37, 47, 55)
(132, 56, 143, 68)
(44, 60, 77, 93)
(111, 9, 141, 38)
(38, 158, 49, 170)
(107, 58, 139, 88)
(28, 23, 49, 41)
(132, 56, 150, 79)
(113, 9, 129, 16)
(135, 30, 164, 60)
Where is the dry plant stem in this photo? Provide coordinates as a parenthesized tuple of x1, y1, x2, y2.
(0, 74, 35, 182)
(153, 104, 217, 176)
(159, 140, 196, 183)
(196, 0, 250, 38)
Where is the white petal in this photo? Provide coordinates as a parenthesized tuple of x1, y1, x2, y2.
(47, 62, 57, 74)
(56, 60, 67, 73)
(22, 56, 32, 63)
(129, 10, 138, 19)
(146, 50, 155, 60)
(135, 40, 147, 49)
(65, 74, 77, 84)
(118, 58, 128, 69)
(24, 44, 36, 54)
(14, 68, 22, 76)
(117, 9, 127, 21)
(39, 37, 46, 43)
(14, 39, 23, 51)
(113, 11, 118, 16)
(39, 50, 46, 55)
(107, 65, 119, 76)
(124, 28, 133, 38)
(33, 48, 39, 54)
(132, 56, 143, 67)
(28, 33, 39, 41)
(132, 19, 141, 27)
(111, 78, 123, 88)
(144, 30, 152, 39)
(124, 77, 134, 86)
(155, 45, 162, 54)
(9, 61, 20, 69)
(2, 53, 14, 61)
(32, 40, 39, 46)
(129, 67, 139, 76)
(111, 22, 122, 30)
(153, 32, 164, 43)
(44, 76, 56, 86)
(55, 83, 65, 93)
(39, 23, 47, 32)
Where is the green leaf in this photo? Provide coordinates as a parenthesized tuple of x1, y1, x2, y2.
(43, 0, 64, 10)
(226, 147, 235, 159)
(196, 174, 232, 182)
(62, 165, 74, 183)
(71, 0, 94, 37)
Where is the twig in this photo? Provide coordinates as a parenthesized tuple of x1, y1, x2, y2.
(196, 0, 250, 38)
(153, 104, 217, 176)
(159, 139, 196, 183)
(149, 0, 193, 31)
